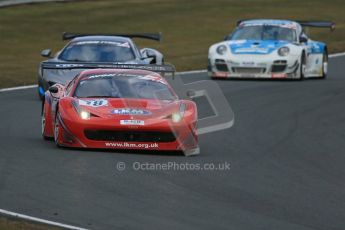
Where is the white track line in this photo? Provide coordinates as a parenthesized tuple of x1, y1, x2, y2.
(329, 52, 345, 58)
(177, 69, 207, 75)
(0, 208, 89, 230)
(0, 84, 37, 93)
(0, 52, 345, 93)
(0, 0, 72, 8)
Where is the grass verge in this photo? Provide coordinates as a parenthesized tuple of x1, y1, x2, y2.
(0, 0, 344, 88)
(0, 216, 62, 230)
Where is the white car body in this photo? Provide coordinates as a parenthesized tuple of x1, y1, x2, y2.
(208, 19, 332, 79)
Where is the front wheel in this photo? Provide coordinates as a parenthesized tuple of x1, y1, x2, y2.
(299, 53, 306, 80)
(41, 104, 50, 140)
(320, 51, 328, 79)
(54, 112, 62, 147)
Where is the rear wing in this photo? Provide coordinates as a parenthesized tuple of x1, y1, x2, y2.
(236, 19, 336, 31)
(236, 19, 252, 26)
(41, 62, 176, 77)
(297, 21, 336, 31)
(62, 32, 162, 41)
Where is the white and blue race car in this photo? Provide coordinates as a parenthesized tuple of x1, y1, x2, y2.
(208, 19, 335, 79)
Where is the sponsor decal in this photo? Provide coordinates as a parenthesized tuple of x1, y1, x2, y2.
(111, 108, 151, 115)
(137, 75, 167, 84)
(79, 99, 108, 107)
(88, 73, 119, 79)
(105, 142, 159, 149)
(75, 41, 131, 48)
(228, 40, 246, 45)
(235, 47, 269, 54)
(88, 73, 143, 79)
(120, 120, 145, 126)
(55, 64, 84, 68)
(241, 21, 297, 29)
(118, 42, 131, 48)
(113, 73, 141, 78)
(272, 73, 287, 78)
(242, 61, 255, 66)
(310, 43, 322, 53)
(213, 72, 229, 78)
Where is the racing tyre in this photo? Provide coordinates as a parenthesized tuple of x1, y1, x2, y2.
(54, 112, 62, 147)
(299, 53, 306, 80)
(41, 104, 50, 140)
(320, 51, 328, 79)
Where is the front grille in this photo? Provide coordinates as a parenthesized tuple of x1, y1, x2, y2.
(215, 59, 229, 72)
(271, 65, 287, 73)
(84, 130, 177, 142)
(232, 67, 266, 74)
(271, 60, 287, 73)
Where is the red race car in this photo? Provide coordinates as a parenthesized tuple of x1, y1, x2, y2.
(41, 63, 199, 156)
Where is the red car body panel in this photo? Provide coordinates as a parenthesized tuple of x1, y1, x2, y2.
(42, 69, 199, 155)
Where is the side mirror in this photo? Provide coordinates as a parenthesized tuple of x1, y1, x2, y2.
(41, 49, 52, 58)
(299, 36, 308, 43)
(146, 49, 156, 58)
(48, 86, 59, 94)
(140, 48, 158, 64)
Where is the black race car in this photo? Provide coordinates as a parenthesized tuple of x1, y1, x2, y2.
(38, 32, 164, 100)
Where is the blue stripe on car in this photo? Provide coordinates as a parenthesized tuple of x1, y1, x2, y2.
(309, 42, 325, 54)
(229, 40, 289, 55)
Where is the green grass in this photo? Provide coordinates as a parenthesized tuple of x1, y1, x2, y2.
(0, 216, 61, 230)
(0, 0, 344, 88)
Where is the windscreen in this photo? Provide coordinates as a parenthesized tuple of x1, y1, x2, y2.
(59, 41, 136, 62)
(230, 25, 297, 42)
(74, 74, 176, 100)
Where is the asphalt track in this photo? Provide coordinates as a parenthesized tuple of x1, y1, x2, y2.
(0, 56, 345, 230)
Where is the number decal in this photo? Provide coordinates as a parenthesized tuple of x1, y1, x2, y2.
(79, 99, 108, 107)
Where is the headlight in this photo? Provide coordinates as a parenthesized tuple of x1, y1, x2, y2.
(170, 103, 186, 123)
(80, 110, 90, 120)
(216, 45, 227, 55)
(171, 113, 182, 123)
(278, 47, 290, 56)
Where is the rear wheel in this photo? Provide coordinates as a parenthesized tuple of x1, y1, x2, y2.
(320, 50, 328, 79)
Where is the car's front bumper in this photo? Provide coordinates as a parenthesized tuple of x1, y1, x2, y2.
(57, 114, 199, 154)
(208, 54, 300, 79)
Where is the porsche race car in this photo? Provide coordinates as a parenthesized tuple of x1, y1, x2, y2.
(38, 32, 164, 100)
(41, 63, 199, 156)
(208, 19, 335, 79)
